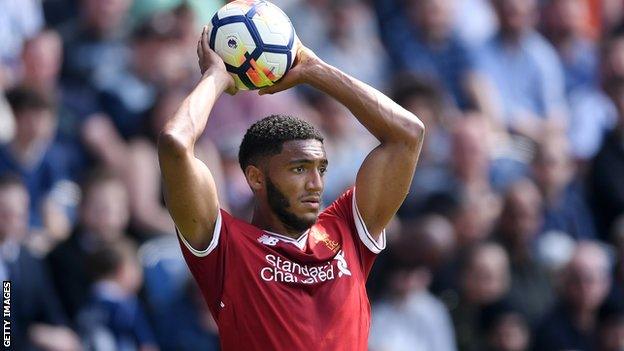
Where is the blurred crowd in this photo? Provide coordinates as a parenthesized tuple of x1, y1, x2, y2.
(1, 0, 624, 350)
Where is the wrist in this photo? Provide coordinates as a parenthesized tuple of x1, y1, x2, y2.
(302, 57, 329, 87)
(201, 69, 231, 90)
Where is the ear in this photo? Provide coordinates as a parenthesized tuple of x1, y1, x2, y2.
(245, 165, 264, 192)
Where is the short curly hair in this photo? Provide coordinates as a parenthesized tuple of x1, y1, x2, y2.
(239, 115, 324, 171)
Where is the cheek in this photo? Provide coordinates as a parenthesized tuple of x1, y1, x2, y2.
(272, 172, 304, 194)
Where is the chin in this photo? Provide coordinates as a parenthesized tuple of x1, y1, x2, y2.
(296, 212, 319, 230)
(303, 210, 320, 222)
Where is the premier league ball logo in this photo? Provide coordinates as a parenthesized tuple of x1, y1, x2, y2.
(227, 37, 238, 49)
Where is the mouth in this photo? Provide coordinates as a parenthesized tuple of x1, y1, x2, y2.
(300, 196, 321, 210)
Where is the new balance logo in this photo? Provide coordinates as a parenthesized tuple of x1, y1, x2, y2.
(334, 250, 352, 277)
(258, 234, 279, 246)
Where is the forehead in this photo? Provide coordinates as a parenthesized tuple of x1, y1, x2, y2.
(17, 108, 53, 119)
(273, 139, 326, 163)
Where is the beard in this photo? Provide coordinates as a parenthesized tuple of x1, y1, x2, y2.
(266, 177, 317, 233)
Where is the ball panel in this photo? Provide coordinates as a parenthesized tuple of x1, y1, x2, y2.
(214, 22, 256, 68)
(256, 51, 287, 81)
(217, 1, 252, 18)
(288, 33, 299, 67)
(245, 58, 275, 87)
(251, 5, 293, 46)
(232, 74, 251, 91)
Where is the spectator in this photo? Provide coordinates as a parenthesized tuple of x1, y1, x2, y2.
(1, 87, 76, 254)
(531, 132, 597, 240)
(370, 215, 457, 351)
(543, 0, 599, 94)
(451, 242, 511, 351)
(305, 92, 376, 203)
(534, 241, 612, 351)
(164, 279, 221, 351)
(478, 0, 568, 139)
(96, 13, 194, 140)
(610, 217, 624, 301)
(449, 117, 497, 195)
(47, 169, 130, 319)
(314, 0, 389, 89)
(479, 299, 531, 351)
(124, 89, 228, 237)
(374, 0, 492, 112)
(19, 28, 94, 168)
(404, 117, 496, 211)
(589, 75, 624, 237)
(0, 0, 44, 84)
(391, 76, 451, 167)
(19, 29, 63, 100)
(603, 0, 624, 35)
(566, 33, 624, 162)
(0, 175, 81, 351)
(60, 0, 133, 91)
(596, 299, 624, 351)
(493, 179, 554, 325)
(454, 0, 497, 46)
(78, 238, 159, 351)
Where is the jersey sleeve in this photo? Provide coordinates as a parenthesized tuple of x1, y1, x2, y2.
(175, 209, 229, 315)
(176, 210, 223, 258)
(323, 187, 387, 274)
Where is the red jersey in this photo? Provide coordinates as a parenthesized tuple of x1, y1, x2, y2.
(177, 188, 386, 351)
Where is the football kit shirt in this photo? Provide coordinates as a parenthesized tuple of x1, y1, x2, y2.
(177, 188, 386, 351)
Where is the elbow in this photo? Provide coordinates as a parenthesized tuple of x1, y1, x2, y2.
(157, 129, 192, 158)
(402, 115, 425, 148)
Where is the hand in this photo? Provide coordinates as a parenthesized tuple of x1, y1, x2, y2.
(197, 25, 237, 95)
(258, 41, 321, 95)
(29, 324, 83, 351)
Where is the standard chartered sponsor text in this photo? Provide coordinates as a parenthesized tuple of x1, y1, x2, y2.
(260, 254, 337, 284)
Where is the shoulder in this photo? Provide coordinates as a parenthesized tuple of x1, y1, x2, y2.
(0, 144, 11, 160)
(17, 245, 46, 274)
(48, 232, 83, 262)
(525, 32, 561, 67)
(44, 141, 74, 163)
(221, 209, 256, 232)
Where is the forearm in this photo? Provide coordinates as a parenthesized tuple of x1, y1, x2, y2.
(161, 70, 229, 150)
(306, 61, 424, 145)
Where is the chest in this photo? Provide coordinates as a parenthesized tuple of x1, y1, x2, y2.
(221, 227, 365, 309)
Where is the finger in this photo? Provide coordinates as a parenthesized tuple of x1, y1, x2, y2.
(201, 25, 210, 50)
(258, 73, 298, 95)
(197, 39, 203, 59)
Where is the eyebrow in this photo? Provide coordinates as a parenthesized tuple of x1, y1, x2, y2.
(287, 159, 328, 165)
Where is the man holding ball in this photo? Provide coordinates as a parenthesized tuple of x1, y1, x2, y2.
(158, 24, 424, 350)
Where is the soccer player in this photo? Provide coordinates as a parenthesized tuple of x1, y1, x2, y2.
(157, 26, 425, 350)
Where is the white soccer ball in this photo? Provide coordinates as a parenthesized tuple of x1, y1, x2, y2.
(208, 0, 298, 90)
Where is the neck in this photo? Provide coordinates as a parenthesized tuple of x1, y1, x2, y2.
(421, 28, 449, 47)
(550, 31, 576, 50)
(251, 203, 305, 239)
(10, 138, 47, 167)
(500, 28, 527, 45)
(544, 187, 564, 206)
(571, 307, 596, 333)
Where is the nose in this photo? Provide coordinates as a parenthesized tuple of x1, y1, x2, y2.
(305, 169, 323, 193)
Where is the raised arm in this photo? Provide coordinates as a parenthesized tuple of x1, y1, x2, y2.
(158, 27, 235, 250)
(260, 46, 425, 239)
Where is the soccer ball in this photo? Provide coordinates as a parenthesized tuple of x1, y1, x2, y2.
(208, 0, 298, 90)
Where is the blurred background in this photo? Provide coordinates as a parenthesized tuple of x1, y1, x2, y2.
(1, 0, 624, 350)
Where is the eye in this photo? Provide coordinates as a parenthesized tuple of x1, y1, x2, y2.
(319, 165, 327, 175)
(292, 166, 305, 174)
